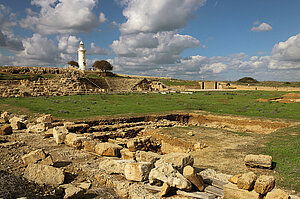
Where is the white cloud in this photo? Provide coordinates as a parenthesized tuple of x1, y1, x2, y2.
(99, 12, 107, 23)
(87, 42, 109, 55)
(120, 0, 206, 34)
(251, 22, 272, 32)
(57, 35, 80, 54)
(20, 0, 104, 35)
(0, 30, 24, 51)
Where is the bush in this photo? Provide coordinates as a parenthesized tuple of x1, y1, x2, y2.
(68, 61, 79, 67)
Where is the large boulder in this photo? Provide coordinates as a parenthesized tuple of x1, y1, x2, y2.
(244, 154, 272, 169)
(124, 162, 153, 182)
(254, 175, 275, 194)
(24, 164, 65, 186)
(0, 125, 12, 135)
(155, 152, 194, 173)
(95, 143, 122, 157)
(53, 126, 69, 144)
(149, 160, 192, 191)
(237, 172, 257, 190)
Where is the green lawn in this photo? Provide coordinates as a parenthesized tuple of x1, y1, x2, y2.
(263, 125, 300, 192)
(0, 91, 299, 120)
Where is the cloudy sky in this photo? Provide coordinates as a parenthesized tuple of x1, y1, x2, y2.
(0, 0, 300, 81)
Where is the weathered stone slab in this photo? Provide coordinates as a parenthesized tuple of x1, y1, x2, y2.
(237, 172, 257, 190)
(121, 148, 136, 160)
(149, 160, 192, 191)
(224, 182, 261, 199)
(36, 114, 53, 123)
(99, 158, 135, 174)
(24, 164, 64, 186)
(83, 140, 97, 153)
(183, 165, 204, 191)
(244, 154, 272, 169)
(229, 174, 242, 184)
(22, 149, 46, 165)
(124, 162, 153, 182)
(64, 133, 86, 148)
(254, 175, 275, 194)
(265, 189, 289, 199)
(95, 143, 122, 157)
(155, 152, 194, 173)
(0, 125, 12, 135)
(135, 151, 161, 163)
(61, 184, 85, 199)
(27, 123, 48, 133)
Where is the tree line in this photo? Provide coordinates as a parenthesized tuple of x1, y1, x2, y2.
(68, 60, 113, 72)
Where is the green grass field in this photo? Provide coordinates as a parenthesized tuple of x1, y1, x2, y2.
(0, 91, 299, 120)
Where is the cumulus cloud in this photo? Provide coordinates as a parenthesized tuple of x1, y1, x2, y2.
(0, 31, 24, 51)
(251, 22, 272, 32)
(88, 42, 109, 55)
(20, 0, 104, 35)
(57, 35, 80, 54)
(120, 0, 206, 34)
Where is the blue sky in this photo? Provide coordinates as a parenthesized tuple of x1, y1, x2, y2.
(0, 0, 300, 81)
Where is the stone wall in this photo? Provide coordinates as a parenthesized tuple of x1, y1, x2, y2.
(0, 77, 104, 98)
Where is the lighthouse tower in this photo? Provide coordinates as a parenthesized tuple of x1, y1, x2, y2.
(78, 41, 86, 71)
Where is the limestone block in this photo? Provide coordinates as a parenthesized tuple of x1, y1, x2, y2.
(121, 148, 136, 160)
(22, 149, 47, 165)
(229, 174, 242, 184)
(64, 133, 86, 148)
(224, 182, 261, 199)
(149, 160, 192, 191)
(61, 184, 85, 199)
(183, 165, 204, 191)
(95, 143, 123, 157)
(156, 152, 194, 173)
(9, 116, 26, 130)
(27, 123, 48, 133)
(0, 125, 12, 135)
(244, 154, 272, 169)
(124, 162, 153, 181)
(135, 151, 161, 163)
(160, 183, 171, 197)
(254, 175, 275, 194)
(83, 140, 96, 153)
(127, 139, 138, 152)
(99, 158, 135, 174)
(39, 155, 54, 166)
(24, 164, 65, 186)
(237, 172, 257, 190)
(36, 114, 53, 123)
(53, 126, 68, 144)
(265, 189, 289, 199)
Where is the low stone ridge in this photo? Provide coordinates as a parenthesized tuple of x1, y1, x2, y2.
(244, 154, 273, 169)
(24, 164, 65, 186)
(254, 175, 275, 194)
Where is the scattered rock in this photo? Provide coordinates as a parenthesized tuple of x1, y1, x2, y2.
(39, 155, 54, 166)
(229, 174, 242, 184)
(9, 116, 26, 130)
(223, 182, 260, 199)
(135, 150, 161, 164)
(124, 162, 153, 181)
(77, 182, 91, 190)
(22, 149, 47, 165)
(265, 189, 289, 199)
(99, 158, 135, 174)
(61, 184, 85, 199)
(160, 182, 171, 197)
(53, 126, 69, 144)
(237, 172, 257, 190)
(27, 123, 48, 133)
(36, 114, 53, 123)
(0, 125, 12, 135)
(183, 165, 204, 191)
(95, 143, 122, 157)
(149, 160, 192, 191)
(64, 133, 86, 148)
(156, 152, 194, 173)
(83, 140, 97, 153)
(254, 175, 275, 194)
(244, 154, 272, 169)
(121, 148, 136, 160)
(24, 164, 65, 186)
(187, 131, 194, 136)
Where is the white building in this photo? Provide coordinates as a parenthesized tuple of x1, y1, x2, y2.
(78, 41, 86, 71)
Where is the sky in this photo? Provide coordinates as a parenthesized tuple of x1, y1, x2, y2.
(0, 0, 300, 81)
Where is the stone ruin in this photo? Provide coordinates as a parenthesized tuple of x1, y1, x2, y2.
(0, 111, 296, 199)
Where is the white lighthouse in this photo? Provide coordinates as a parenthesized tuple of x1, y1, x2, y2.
(78, 41, 86, 71)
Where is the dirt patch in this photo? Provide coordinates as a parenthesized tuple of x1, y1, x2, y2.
(256, 92, 300, 104)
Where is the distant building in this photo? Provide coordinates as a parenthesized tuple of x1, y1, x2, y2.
(78, 41, 86, 71)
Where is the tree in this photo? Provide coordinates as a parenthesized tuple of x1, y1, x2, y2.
(68, 61, 79, 68)
(237, 77, 259, 83)
(92, 60, 113, 72)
